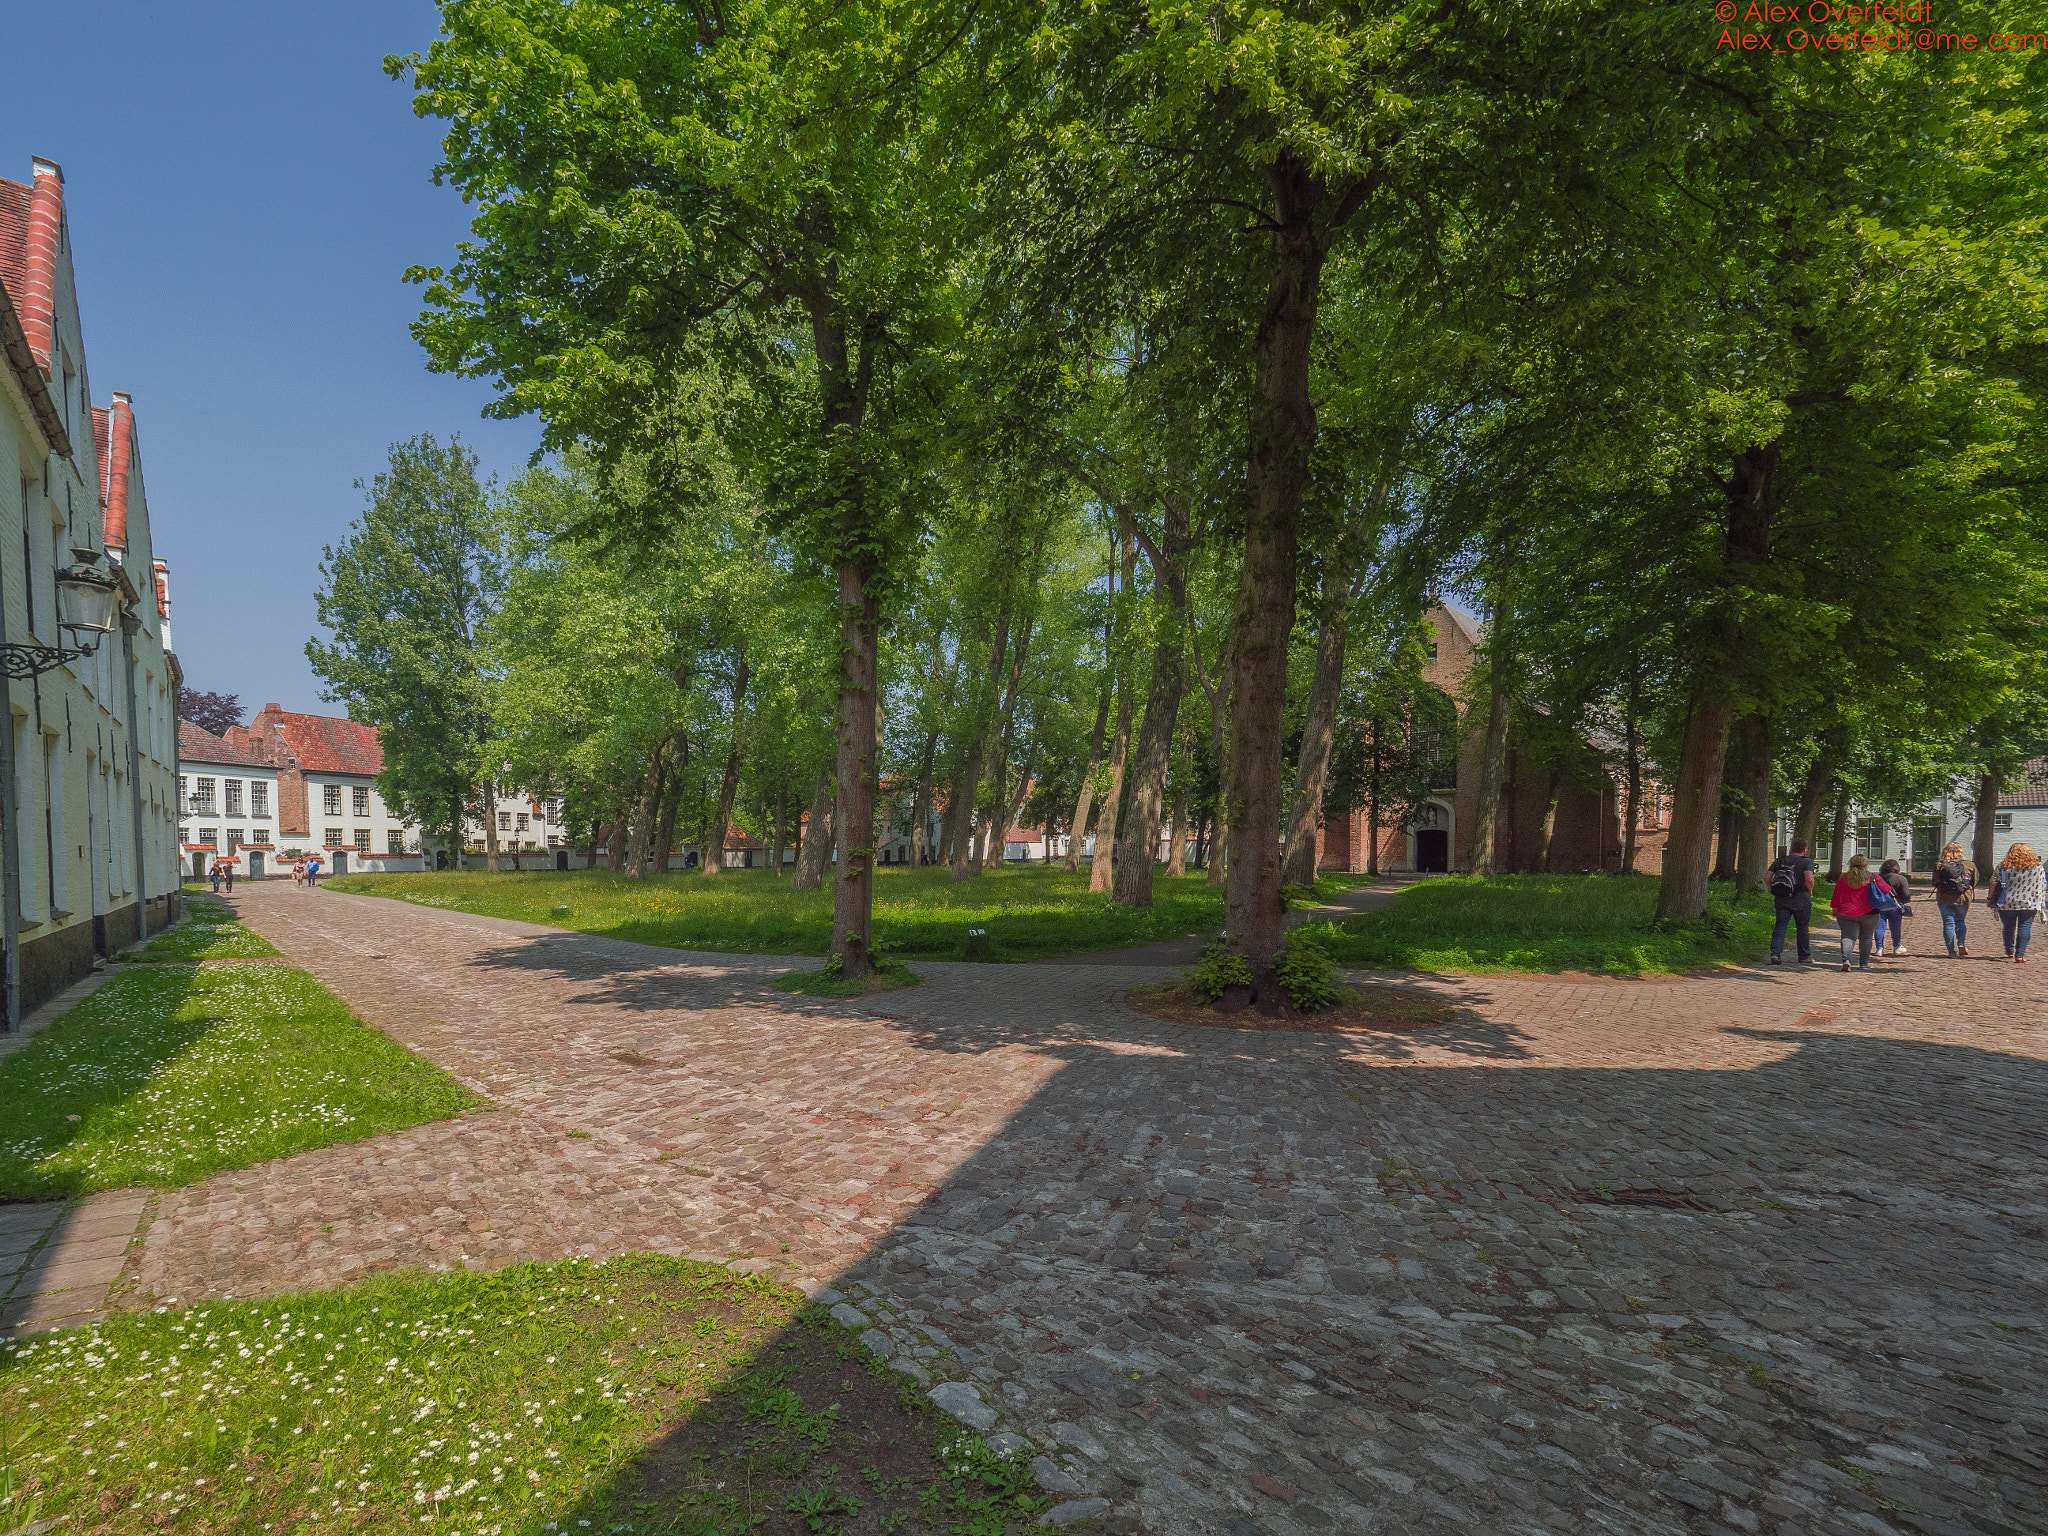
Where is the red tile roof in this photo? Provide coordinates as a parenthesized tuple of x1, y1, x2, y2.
(0, 175, 33, 343)
(2000, 759, 2048, 810)
(178, 719, 273, 768)
(249, 704, 386, 776)
(0, 203, 68, 457)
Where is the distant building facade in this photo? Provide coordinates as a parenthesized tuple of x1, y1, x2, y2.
(178, 704, 579, 874)
(1, 155, 184, 1023)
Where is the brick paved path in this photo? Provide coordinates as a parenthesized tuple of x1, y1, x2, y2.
(123, 884, 2046, 1536)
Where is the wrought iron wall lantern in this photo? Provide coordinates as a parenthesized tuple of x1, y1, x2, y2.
(1, 547, 122, 680)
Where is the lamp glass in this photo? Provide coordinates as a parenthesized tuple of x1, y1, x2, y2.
(56, 567, 119, 634)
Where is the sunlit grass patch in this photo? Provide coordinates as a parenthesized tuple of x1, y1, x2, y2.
(0, 1255, 1044, 1536)
(0, 968, 481, 1200)
(326, 863, 1249, 961)
(1317, 874, 1776, 975)
(129, 914, 282, 962)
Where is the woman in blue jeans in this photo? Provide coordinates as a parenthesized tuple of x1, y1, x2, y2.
(1931, 842, 1975, 956)
(1993, 842, 2044, 963)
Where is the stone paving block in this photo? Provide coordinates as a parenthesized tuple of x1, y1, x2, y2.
(115, 882, 2048, 1536)
(0, 1203, 63, 1237)
(30, 1233, 134, 1270)
(1, 1285, 108, 1334)
(22, 1254, 128, 1292)
(78, 1192, 149, 1222)
(53, 1213, 148, 1245)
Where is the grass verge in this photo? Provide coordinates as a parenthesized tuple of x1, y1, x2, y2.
(0, 967, 481, 1200)
(1122, 981, 1455, 1033)
(770, 957, 924, 999)
(0, 1254, 1045, 1536)
(1311, 873, 1776, 974)
(127, 899, 281, 961)
(323, 864, 1359, 963)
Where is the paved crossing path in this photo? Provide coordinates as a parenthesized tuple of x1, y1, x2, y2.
(54, 883, 2048, 1534)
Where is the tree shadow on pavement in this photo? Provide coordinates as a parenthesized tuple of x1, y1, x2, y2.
(274, 920, 2048, 1534)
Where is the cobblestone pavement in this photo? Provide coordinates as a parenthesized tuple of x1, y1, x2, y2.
(110, 884, 2048, 1535)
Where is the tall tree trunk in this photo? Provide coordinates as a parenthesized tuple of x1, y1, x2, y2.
(1280, 561, 1351, 888)
(1622, 674, 1643, 875)
(1735, 712, 1771, 894)
(994, 750, 1035, 869)
(830, 565, 881, 972)
(1227, 150, 1340, 979)
(652, 730, 689, 873)
(1090, 678, 1135, 893)
(1828, 784, 1850, 879)
(701, 656, 752, 877)
(484, 780, 502, 874)
(1164, 740, 1189, 879)
(910, 729, 940, 866)
(769, 780, 787, 878)
(800, 271, 885, 972)
(623, 746, 667, 879)
(1533, 767, 1565, 873)
(1467, 677, 1512, 876)
(1657, 442, 1776, 920)
(1115, 494, 1193, 907)
(1793, 761, 1832, 850)
(1661, 697, 1736, 917)
(976, 615, 1036, 878)
(950, 601, 1014, 883)
(1972, 770, 1999, 875)
(605, 815, 628, 873)
(794, 764, 834, 891)
(1065, 683, 1112, 875)
(1711, 789, 1741, 882)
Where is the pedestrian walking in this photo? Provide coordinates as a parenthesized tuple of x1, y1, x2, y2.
(1829, 853, 1883, 972)
(223, 862, 235, 894)
(1990, 841, 2043, 963)
(293, 858, 306, 888)
(1877, 857, 1910, 955)
(209, 861, 223, 895)
(307, 854, 322, 889)
(1931, 842, 1975, 956)
(1766, 837, 1816, 964)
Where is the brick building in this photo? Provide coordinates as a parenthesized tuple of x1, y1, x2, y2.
(1313, 603, 1657, 875)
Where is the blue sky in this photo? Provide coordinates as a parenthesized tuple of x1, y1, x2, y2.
(1, 2, 542, 716)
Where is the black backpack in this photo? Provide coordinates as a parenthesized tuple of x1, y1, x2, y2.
(1767, 858, 1799, 897)
(1933, 860, 1969, 898)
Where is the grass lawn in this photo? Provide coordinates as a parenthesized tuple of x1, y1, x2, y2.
(324, 862, 1314, 961)
(126, 899, 281, 961)
(0, 967, 481, 1201)
(1308, 873, 1778, 975)
(0, 1254, 1044, 1536)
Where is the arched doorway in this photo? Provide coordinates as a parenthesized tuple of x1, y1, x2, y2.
(1410, 800, 1453, 873)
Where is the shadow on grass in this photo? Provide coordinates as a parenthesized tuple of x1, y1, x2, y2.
(0, 1254, 1048, 1536)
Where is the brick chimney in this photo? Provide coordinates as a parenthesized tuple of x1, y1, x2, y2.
(20, 157, 64, 373)
(104, 392, 134, 550)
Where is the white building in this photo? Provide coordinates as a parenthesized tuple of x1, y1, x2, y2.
(1, 155, 184, 1027)
(179, 704, 579, 874)
(1807, 763, 2048, 876)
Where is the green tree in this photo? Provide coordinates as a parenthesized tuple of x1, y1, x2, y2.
(308, 435, 502, 870)
(393, 0, 985, 972)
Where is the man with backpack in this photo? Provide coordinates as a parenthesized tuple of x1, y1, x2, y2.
(1767, 837, 1817, 964)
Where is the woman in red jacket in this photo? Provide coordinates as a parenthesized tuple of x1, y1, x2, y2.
(1829, 854, 1881, 972)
